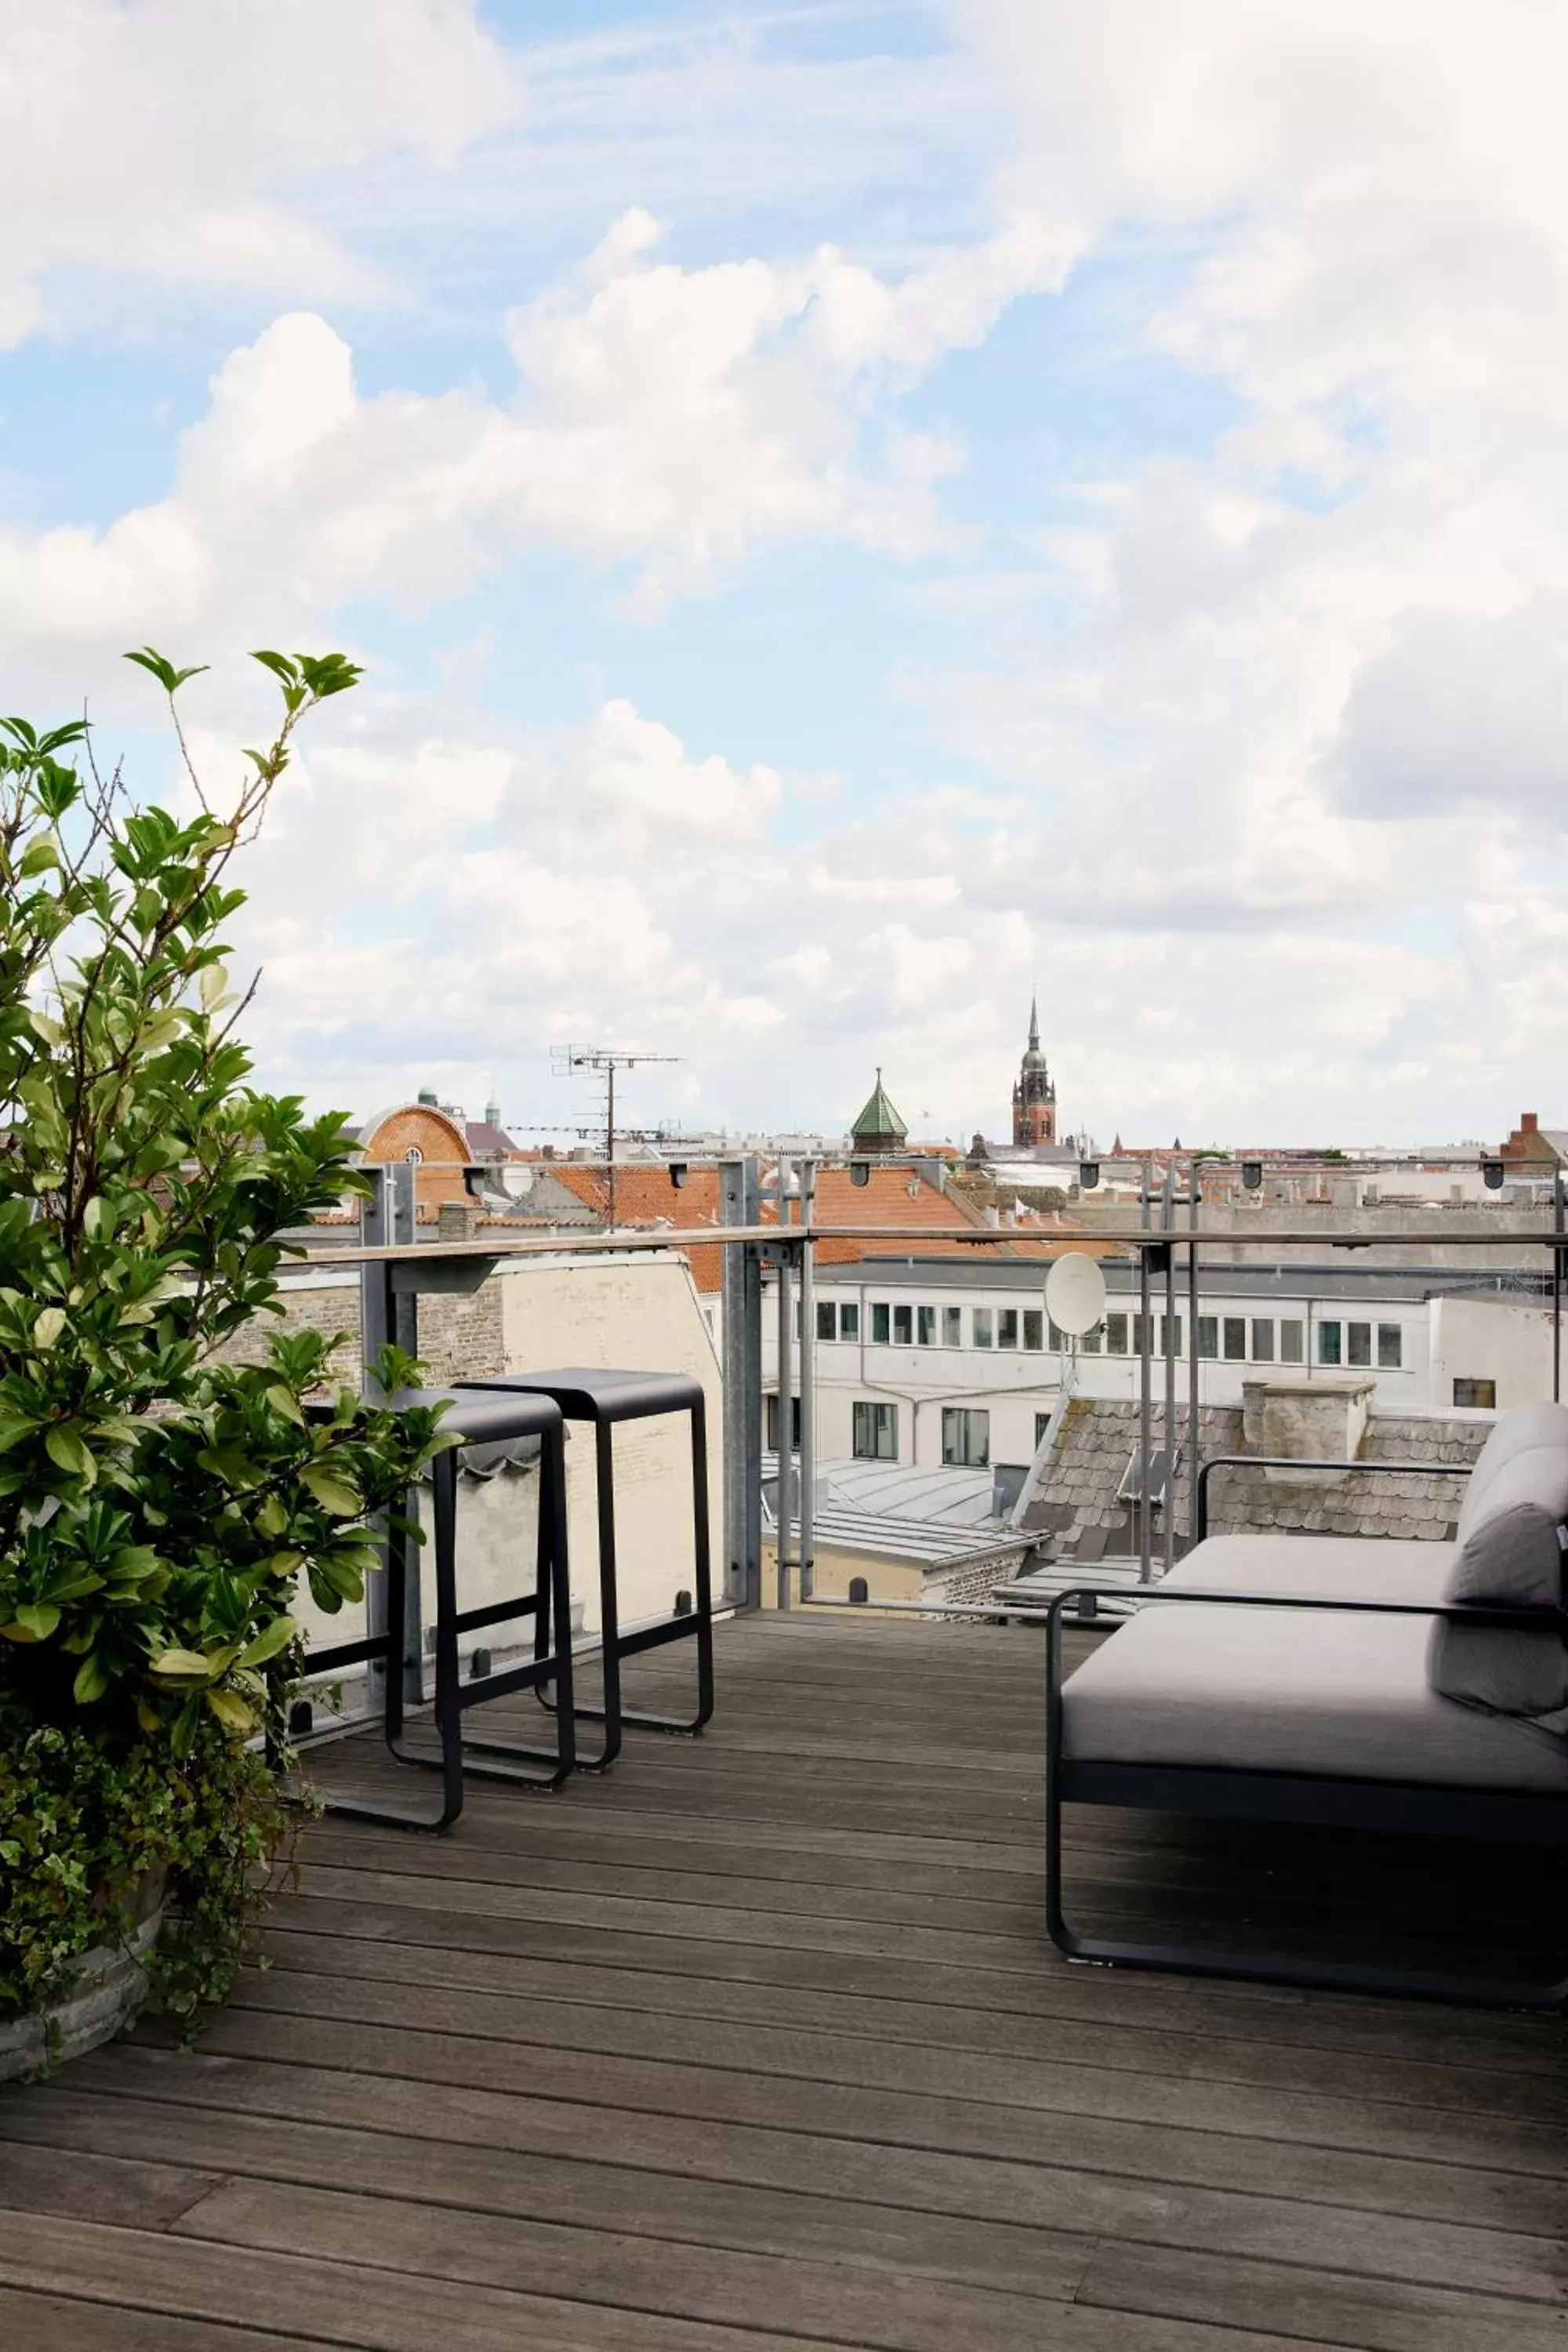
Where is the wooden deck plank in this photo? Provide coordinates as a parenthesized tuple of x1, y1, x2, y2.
(0, 2211, 883, 2352)
(169, 2172, 1086, 2352)
(223, 1958, 1568, 2129)
(7, 2080, 1562, 2304)
(0, 2285, 347, 2352)
(0, 1614, 1563, 2352)
(46, 2039, 1568, 2239)
(262, 1893, 1561, 2075)
(113, 2001, 1568, 2182)
(1076, 2239, 1568, 2352)
(260, 1916, 1563, 2080)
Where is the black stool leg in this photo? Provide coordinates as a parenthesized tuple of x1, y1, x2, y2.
(320, 1454, 465, 1832)
(530, 1418, 625, 1769)
(457, 1421, 577, 1789)
(613, 1396, 713, 1737)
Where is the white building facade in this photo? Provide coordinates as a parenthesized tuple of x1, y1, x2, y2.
(763, 1258, 1554, 1475)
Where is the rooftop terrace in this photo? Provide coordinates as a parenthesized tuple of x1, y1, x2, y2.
(2, 1613, 1564, 2352)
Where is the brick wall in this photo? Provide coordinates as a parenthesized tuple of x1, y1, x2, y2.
(203, 1264, 504, 1391)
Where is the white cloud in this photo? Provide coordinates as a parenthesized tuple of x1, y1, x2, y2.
(840, 0, 1568, 1136)
(0, 0, 518, 341)
(0, 203, 1065, 681)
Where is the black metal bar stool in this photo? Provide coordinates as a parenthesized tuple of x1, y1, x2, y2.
(307, 1386, 576, 1831)
(457, 1368, 713, 1771)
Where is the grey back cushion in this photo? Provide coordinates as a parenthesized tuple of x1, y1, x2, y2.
(1457, 1402, 1568, 1538)
(1428, 1443, 1568, 1733)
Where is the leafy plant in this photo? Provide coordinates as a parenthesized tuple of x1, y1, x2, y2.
(0, 647, 450, 2023)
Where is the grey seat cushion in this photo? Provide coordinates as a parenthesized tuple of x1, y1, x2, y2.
(1064, 1605, 1568, 1791)
(1428, 1433, 1568, 1733)
(1163, 1534, 1454, 1607)
(1457, 1401, 1568, 1537)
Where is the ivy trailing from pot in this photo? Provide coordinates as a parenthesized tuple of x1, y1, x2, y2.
(0, 648, 451, 2042)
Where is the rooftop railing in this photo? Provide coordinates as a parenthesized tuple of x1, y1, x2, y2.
(277, 1154, 1568, 1671)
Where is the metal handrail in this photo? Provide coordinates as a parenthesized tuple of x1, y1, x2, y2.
(299, 1222, 1568, 1266)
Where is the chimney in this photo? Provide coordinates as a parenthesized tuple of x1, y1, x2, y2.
(437, 1200, 483, 1245)
(1523, 1112, 1539, 1135)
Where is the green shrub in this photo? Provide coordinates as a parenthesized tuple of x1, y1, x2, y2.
(0, 647, 449, 2021)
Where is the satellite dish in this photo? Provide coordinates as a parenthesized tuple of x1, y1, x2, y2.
(1044, 1251, 1107, 1338)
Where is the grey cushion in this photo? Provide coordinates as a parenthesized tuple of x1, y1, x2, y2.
(1429, 1443, 1568, 1733)
(1457, 1401, 1568, 1537)
(1064, 1604, 1568, 1791)
(1163, 1534, 1454, 1607)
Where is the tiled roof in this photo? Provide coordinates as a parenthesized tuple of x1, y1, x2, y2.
(485, 1160, 1105, 1291)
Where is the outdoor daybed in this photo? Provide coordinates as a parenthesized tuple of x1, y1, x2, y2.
(1047, 1403, 1568, 2009)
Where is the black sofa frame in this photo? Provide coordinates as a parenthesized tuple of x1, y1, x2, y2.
(1045, 1582, 1568, 2013)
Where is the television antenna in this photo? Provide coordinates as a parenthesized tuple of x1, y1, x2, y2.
(551, 1044, 678, 1228)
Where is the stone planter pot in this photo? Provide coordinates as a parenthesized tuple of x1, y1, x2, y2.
(0, 1871, 166, 2082)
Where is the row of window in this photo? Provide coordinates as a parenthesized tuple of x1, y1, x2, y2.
(821, 1300, 1084, 1351)
(1088, 1314, 1404, 1370)
(800, 1371, 1497, 1472)
(818, 1298, 1406, 1370)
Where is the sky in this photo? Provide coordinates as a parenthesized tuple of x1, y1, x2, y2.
(5, 0, 1568, 1150)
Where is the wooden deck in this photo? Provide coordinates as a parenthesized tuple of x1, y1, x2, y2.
(0, 1612, 1566, 2350)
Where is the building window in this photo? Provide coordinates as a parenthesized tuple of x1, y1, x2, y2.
(916, 1304, 936, 1345)
(1035, 1411, 1052, 1447)
(1319, 1320, 1342, 1366)
(1454, 1377, 1497, 1410)
(997, 1308, 1018, 1350)
(848, 1576, 869, 1606)
(871, 1303, 890, 1345)
(1105, 1313, 1129, 1356)
(1347, 1321, 1371, 1368)
(766, 1395, 800, 1452)
(1023, 1309, 1044, 1351)
(942, 1305, 962, 1348)
(839, 1302, 859, 1341)
(852, 1399, 898, 1459)
(1196, 1316, 1218, 1361)
(1377, 1323, 1403, 1369)
(1279, 1319, 1304, 1364)
(1049, 1319, 1067, 1351)
(973, 1308, 994, 1348)
(1161, 1316, 1182, 1357)
(942, 1406, 990, 1467)
(1251, 1318, 1274, 1363)
(815, 1301, 836, 1341)
(1223, 1317, 1247, 1361)
(892, 1303, 913, 1346)
(1131, 1313, 1148, 1356)
(1080, 1323, 1103, 1354)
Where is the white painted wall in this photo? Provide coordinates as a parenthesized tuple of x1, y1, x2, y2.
(496, 1254, 724, 1634)
(1429, 1294, 1558, 1413)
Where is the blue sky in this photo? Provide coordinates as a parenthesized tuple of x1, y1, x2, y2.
(5, 0, 1568, 1149)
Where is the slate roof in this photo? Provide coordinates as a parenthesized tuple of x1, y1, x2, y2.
(465, 1119, 523, 1159)
(1022, 1398, 1490, 1559)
